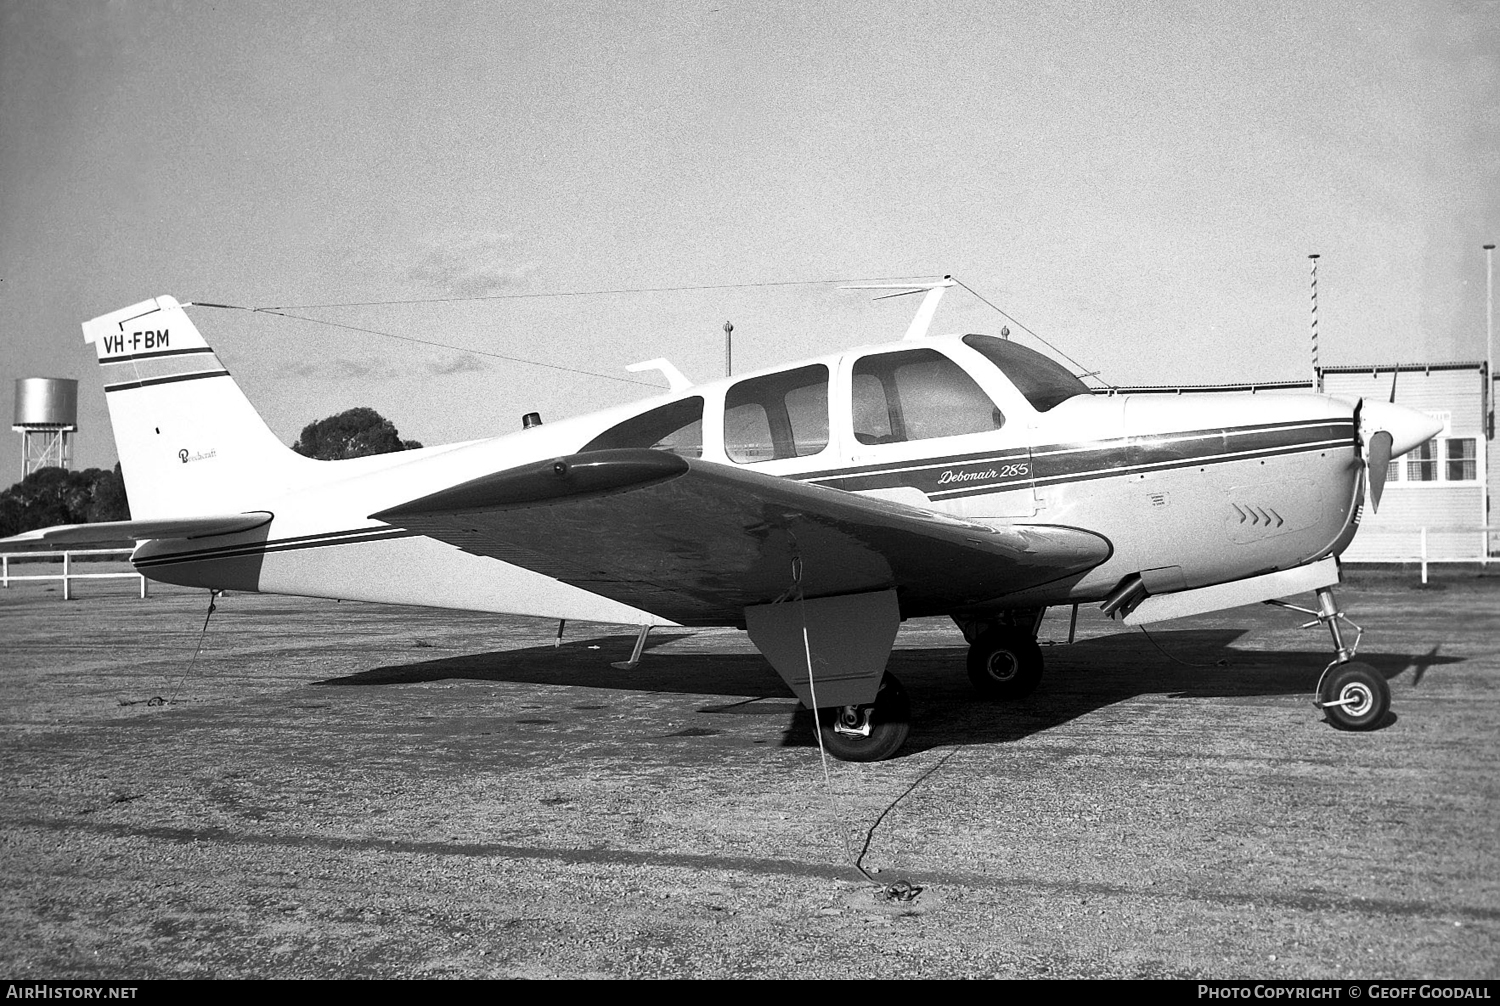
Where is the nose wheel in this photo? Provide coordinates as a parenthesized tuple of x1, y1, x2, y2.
(1317, 660, 1390, 731)
(1266, 584, 1391, 731)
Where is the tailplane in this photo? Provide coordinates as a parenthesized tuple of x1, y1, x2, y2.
(84, 296, 314, 519)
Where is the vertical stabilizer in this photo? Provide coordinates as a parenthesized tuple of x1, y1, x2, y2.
(83, 296, 313, 518)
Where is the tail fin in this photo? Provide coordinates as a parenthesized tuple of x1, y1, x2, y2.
(84, 296, 313, 519)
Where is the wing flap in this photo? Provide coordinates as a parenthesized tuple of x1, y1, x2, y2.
(374, 450, 1109, 625)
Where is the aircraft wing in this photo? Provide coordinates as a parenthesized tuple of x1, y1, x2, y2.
(0, 512, 272, 547)
(373, 450, 1109, 626)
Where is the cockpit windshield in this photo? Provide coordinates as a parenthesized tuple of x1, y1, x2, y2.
(961, 335, 1091, 412)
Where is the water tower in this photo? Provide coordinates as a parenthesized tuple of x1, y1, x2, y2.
(13, 378, 79, 475)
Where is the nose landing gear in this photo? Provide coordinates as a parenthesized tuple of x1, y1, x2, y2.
(1266, 585, 1391, 730)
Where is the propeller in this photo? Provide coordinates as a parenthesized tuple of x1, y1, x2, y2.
(1366, 370, 1398, 512)
(1366, 428, 1394, 512)
(1353, 398, 1394, 513)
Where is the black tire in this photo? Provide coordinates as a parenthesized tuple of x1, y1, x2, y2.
(967, 629, 1044, 699)
(817, 674, 911, 762)
(1319, 661, 1390, 731)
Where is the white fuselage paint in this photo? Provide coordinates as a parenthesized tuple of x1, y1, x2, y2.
(130, 335, 1368, 627)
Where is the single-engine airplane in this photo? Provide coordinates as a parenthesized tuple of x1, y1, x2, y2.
(6, 279, 1442, 760)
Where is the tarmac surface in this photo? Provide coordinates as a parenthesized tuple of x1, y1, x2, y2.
(1, 565, 1496, 979)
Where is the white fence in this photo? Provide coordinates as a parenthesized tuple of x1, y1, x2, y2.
(1, 548, 147, 599)
(1334, 525, 1495, 584)
(2, 525, 1493, 602)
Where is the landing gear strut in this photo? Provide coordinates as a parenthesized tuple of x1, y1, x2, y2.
(956, 609, 1046, 700)
(1266, 584, 1390, 731)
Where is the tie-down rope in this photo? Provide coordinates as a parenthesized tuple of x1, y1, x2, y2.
(783, 552, 883, 885)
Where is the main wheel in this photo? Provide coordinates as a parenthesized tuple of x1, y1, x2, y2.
(1319, 661, 1390, 731)
(817, 673, 911, 762)
(967, 629, 1044, 699)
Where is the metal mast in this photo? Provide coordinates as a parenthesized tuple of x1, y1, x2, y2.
(1308, 254, 1321, 392)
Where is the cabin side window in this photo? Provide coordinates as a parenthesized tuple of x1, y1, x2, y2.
(851, 348, 1003, 445)
(724, 365, 829, 463)
(580, 396, 704, 458)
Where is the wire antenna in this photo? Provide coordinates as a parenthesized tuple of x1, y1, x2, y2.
(949, 276, 1110, 388)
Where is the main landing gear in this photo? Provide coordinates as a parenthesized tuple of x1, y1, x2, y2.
(955, 608, 1046, 700)
(1266, 584, 1391, 731)
(816, 673, 911, 762)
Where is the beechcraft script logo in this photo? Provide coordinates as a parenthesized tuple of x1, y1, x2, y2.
(178, 448, 217, 464)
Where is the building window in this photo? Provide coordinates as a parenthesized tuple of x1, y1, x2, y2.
(1406, 441, 1438, 482)
(1446, 438, 1476, 482)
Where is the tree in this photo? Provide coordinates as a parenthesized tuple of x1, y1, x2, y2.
(291, 407, 424, 461)
(89, 463, 131, 523)
(0, 465, 131, 537)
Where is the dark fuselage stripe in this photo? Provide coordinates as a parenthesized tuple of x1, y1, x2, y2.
(810, 439, 1351, 502)
(804, 422, 1353, 497)
(959, 439, 1349, 500)
(133, 527, 419, 568)
(99, 346, 216, 364)
(104, 370, 231, 393)
(798, 418, 1350, 483)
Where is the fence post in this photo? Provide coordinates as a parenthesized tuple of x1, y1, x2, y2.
(62, 550, 72, 600)
(1420, 526, 1428, 585)
(139, 574, 148, 599)
(2, 554, 7, 588)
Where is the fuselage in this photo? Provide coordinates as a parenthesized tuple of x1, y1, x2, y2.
(130, 331, 1370, 627)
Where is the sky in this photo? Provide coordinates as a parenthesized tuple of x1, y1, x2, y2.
(1, 0, 1496, 483)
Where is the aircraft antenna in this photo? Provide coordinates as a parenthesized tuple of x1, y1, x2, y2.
(839, 276, 955, 341)
(625, 358, 692, 391)
(190, 303, 663, 389)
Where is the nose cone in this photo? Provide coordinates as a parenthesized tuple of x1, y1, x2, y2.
(1359, 400, 1444, 458)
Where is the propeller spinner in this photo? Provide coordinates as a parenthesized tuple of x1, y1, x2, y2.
(1354, 398, 1443, 513)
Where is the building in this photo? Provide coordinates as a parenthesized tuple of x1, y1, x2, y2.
(1320, 363, 1488, 562)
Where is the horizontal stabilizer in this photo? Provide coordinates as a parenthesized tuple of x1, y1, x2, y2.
(0, 512, 272, 547)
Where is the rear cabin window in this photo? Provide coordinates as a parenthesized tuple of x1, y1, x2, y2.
(852, 348, 1003, 444)
(962, 334, 1090, 412)
(580, 396, 704, 458)
(724, 365, 829, 463)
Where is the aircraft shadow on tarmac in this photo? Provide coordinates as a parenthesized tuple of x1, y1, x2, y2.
(319, 629, 1457, 756)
